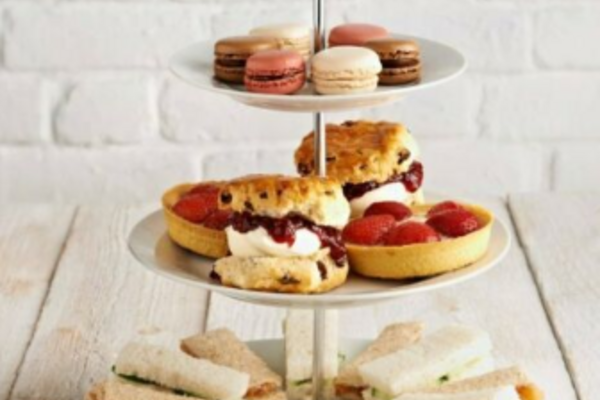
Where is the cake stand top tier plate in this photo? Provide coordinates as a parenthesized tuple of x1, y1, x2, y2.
(128, 205, 510, 309)
(170, 34, 467, 113)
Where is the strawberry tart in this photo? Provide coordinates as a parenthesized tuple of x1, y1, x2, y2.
(342, 200, 494, 279)
(162, 182, 231, 259)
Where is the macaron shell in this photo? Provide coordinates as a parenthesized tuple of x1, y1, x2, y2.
(329, 23, 389, 46)
(213, 64, 246, 84)
(364, 38, 420, 61)
(245, 74, 306, 94)
(245, 50, 306, 94)
(378, 60, 421, 85)
(215, 36, 279, 56)
(250, 23, 311, 39)
(312, 46, 382, 78)
(313, 76, 378, 95)
(250, 23, 312, 58)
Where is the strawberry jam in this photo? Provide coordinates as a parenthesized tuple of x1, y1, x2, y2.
(231, 212, 347, 266)
(343, 161, 424, 201)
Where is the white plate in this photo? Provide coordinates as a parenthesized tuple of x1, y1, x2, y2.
(127, 201, 510, 309)
(170, 34, 467, 112)
(247, 338, 369, 375)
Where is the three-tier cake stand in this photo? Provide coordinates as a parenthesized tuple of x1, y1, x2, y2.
(128, 1, 511, 399)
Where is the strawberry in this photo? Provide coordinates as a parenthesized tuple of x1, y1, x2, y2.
(364, 201, 412, 221)
(203, 210, 232, 230)
(188, 184, 220, 197)
(342, 215, 396, 245)
(383, 221, 441, 246)
(172, 192, 218, 223)
(427, 200, 465, 218)
(427, 209, 480, 237)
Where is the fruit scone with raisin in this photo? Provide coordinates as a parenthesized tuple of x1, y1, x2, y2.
(294, 120, 424, 218)
(212, 174, 350, 294)
(163, 182, 231, 259)
(342, 200, 495, 279)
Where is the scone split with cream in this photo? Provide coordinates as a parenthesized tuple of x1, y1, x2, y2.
(295, 121, 424, 218)
(212, 175, 351, 294)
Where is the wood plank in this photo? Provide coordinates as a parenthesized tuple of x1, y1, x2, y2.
(206, 197, 577, 399)
(510, 193, 600, 400)
(9, 206, 210, 400)
(0, 206, 75, 400)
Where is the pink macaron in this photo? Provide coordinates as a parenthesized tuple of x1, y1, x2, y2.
(244, 50, 306, 95)
(328, 23, 389, 47)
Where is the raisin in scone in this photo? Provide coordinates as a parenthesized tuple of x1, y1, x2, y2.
(294, 121, 424, 217)
(213, 175, 350, 294)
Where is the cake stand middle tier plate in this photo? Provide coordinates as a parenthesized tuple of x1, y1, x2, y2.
(128, 197, 510, 309)
(170, 34, 467, 113)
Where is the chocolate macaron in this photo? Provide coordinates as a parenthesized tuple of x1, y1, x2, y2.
(364, 38, 421, 85)
(214, 36, 278, 84)
(244, 50, 306, 95)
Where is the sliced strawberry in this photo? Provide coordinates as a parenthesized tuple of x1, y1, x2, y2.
(342, 215, 396, 245)
(427, 209, 480, 237)
(383, 221, 441, 246)
(364, 201, 412, 221)
(203, 210, 232, 230)
(427, 201, 465, 218)
(188, 184, 220, 197)
(172, 192, 218, 223)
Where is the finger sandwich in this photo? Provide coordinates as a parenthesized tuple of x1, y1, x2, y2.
(112, 341, 250, 400)
(181, 328, 282, 398)
(335, 322, 423, 400)
(358, 325, 494, 400)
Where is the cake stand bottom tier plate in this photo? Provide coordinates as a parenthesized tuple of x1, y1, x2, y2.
(128, 205, 510, 309)
(248, 338, 369, 375)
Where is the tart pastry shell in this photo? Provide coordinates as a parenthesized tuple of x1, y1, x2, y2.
(162, 183, 229, 259)
(346, 204, 494, 279)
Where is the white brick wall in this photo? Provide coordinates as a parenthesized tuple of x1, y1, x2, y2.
(0, 1, 598, 204)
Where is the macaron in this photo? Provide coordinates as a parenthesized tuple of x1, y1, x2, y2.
(365, 38, 421, 85)
(250, 23, 312, 58)
(244, 50, 306, 95)
(214, 36, 279, 84)
(328, 23, 389, 47)
(311, 47, 382, 95)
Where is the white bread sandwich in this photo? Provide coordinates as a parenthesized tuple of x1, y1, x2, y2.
(359, 325, 494, 400)
(397, 367, 544, 400)
(285, 309, 339, 400)
(181, 328, 282, 398)
(112, 341, 250, 400)
(335, 322, 423, 400)
(86, 380, 288, 400)
(213, 175, 351, 294)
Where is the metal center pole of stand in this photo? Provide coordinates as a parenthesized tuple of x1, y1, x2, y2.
(312, 0, 328, 399)
(312, 0, 327, 400)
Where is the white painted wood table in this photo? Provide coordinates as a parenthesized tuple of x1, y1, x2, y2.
(1, 194, 597, 400)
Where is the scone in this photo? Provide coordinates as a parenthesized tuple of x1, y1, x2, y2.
(162, 182, 230, 259)
(294, 121, 424, 217)
(342, 200, 494, 279)
(212, 175, 351, 294)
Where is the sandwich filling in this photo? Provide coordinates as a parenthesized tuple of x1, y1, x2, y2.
(343, 161, 423, 216)
(225, 212, 346, 265)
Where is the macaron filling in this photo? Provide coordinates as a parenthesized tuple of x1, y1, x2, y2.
(246, 67, 305, 82)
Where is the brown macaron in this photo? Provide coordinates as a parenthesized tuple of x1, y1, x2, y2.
(364, 38, 421, 85)
(214, 36, 278, 84)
